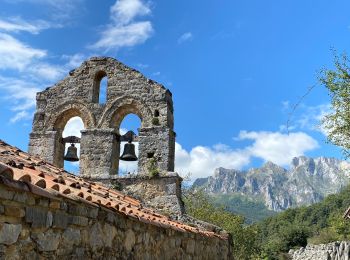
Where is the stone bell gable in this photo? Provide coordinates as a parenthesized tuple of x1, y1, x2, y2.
(29, 57, 176, 179)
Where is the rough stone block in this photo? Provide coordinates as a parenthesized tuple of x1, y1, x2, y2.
(0, 189, 14, 200)
(13, 192, 29, 204)
(49, 201, 60, 209)
(25, 207, 51, 228)
(36, 198, 49, 208)
(32, 230, 60, 251)
(69, 215, 89, 227)
(124, 229, 135, 252)
(165, 183, 177, 195)
(68, 204, 88, 217)
(5, 206, 25, 218)
(0, 223, 22, 245)
(62, 228, 81, 246)
(52, 211, 69, 229)
(89, 222, 104, 249)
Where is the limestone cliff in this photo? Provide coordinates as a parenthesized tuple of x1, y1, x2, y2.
(193, 156, 350, 211)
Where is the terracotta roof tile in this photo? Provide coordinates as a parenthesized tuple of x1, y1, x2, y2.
(0, 139, 228, 240)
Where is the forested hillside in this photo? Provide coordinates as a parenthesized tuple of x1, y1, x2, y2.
(184, 185, 350, 259)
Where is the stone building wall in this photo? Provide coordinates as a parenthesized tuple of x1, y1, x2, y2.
(28, 57, 176, 179)
(98, 173, 186, 216)
(0, 183, 231, 260)
(290, 241, 350, 260)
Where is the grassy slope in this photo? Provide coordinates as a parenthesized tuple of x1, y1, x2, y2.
(211, 193, 276, 223)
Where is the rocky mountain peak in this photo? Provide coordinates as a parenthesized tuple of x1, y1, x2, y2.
(193, 156, 350, 211)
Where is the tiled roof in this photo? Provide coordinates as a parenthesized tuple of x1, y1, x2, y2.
(0, 139, 228, 240)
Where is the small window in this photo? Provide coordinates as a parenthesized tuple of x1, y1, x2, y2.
(92, 71, 108, 104)
(154, 110, 160, 117)
(147, 152, 155, 158)
(99, 76, 108, 104)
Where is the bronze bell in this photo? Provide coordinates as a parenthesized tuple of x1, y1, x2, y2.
(120, 141, 138, 161)
(64, 144, 79, 162)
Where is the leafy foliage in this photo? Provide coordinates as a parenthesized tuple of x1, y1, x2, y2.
(184, 189, 261, 260)
(257, 185, 350, 258)
(147, 158, 160, 178)
(320, 52, 350, 157)
(184, 185, 350, 259)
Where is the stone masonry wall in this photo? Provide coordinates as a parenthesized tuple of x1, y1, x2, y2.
(0, 184, 232, 259)
(290, 241, 350, 260)
(96, 173, 186, 216)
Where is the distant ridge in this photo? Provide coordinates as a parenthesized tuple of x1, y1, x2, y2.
(193, 156, 350, 212)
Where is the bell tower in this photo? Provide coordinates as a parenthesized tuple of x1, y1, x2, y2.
(28, 57, 175, 179)
(29, 57, 183, 215)
(29, 57, 184, 216)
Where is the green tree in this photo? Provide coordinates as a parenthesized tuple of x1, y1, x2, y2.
(183, 189, 261, 259)
(320, 52, 350, 157)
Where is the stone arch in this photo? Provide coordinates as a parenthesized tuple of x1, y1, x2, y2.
(45, 101, 96, 131)
(98, 96, 153, 130)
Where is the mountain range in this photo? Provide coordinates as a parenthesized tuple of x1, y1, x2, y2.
(192, 156, 350, 220)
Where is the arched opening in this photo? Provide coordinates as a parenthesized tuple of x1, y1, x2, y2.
(118, 114, 141, 175)
(62, 117, 85, 174)
(92, 71, 108, 104)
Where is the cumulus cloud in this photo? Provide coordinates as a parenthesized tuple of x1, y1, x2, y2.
(175, 130, 319, 180)
(175, 143, 251, 180)
(110, 0, 151, 25)
(237, 130, 319, 165)
(92, 22, 153, 51)
(90, 0, 154, 51)
(0, 32, 89, 121)
(178, 32, 193, 44)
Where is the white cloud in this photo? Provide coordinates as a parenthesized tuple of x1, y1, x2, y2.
(92, 22, 153, 51)
(296, 104, 331, 135)
(27, 62, 66, 81)
(62, 117, 85, 138)
(137, 63, 149, 69)
(237, 130, 319, 166)
(0, 76, 40, 122)
(7, 0, 85, 22)
(281, 102, 331, 136)
(110, 0, 151, 25)
(90, 0, 153, 51)
(175, 142, 251, 181)
(0, 17, 52, 34)
(0, 32, 88, 121)
(10, 111, 31, 123)
(0, 33, 66, 81)
(0, 33, 46, 71)
(62, 53, 86, 68)
(178, 32, 193, 44)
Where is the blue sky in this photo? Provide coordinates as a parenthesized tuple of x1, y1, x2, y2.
(0, 0, 349, 180)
